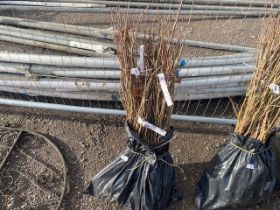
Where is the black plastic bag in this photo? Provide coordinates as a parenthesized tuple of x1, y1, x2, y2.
(270, 131, 280, 182)
(195, 133, 277, 210)
(84, 122, 180, 210)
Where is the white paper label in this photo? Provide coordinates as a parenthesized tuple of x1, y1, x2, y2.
(70, 41, 104, 53)
(137, 117, 167, 136)
(131, 68, 140, 76)
(158, 73, 173, 106)
(120, 155, 128, 162)
(269, 83, 280, 94)
(246, 163, 255, 170)
(139, 45, 145, 72)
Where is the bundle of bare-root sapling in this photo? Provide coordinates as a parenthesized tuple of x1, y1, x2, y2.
(196, 16, 280, 210)
(84, 4, 184, 210)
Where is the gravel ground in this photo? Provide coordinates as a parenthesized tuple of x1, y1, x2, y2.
(0, 105, 279, 210)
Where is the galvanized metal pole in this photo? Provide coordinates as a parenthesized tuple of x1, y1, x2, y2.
(0, 98, 237, 125)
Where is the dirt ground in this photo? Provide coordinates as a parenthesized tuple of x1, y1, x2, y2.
(0, 105, 279, 210)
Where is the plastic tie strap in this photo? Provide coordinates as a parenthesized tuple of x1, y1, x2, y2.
(178, 58, 187, 68)
(230, 141, 271, 155)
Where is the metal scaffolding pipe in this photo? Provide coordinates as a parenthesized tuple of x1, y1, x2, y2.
(0, 62, 29, 74)
(50, 70, 121, 78)
(29, 65, 117, 73)
(179, 74, 252, 87)
(0, 80, 121, 91)
(2, 23, 253, 53)
(88, 0, 279, 7)
(190, 52, 256, 60)
(0, 98, 237, 125)
(44, 64, 255, 78)
(0, 86, 116, 101)
(0, 16, 257, 52)
(0, 52, 119, 68)
(0, 52, 256, 68)
(179, 63, 255, 77)
(172, 39, 256, 52)
(0, 25, 115, 54)
(87, 1, 279, 12)
(0, 1, 276, 12)
(48, 81, 249, 92)
(177, 86, 248, 93)
(0, 74, 251, 91)
(0, 34, 111, 57)
(176, 91, 245, 100)
(0, 5, 278, 17)
(184, 56, 256, 67)
(0, 86, 246, 101)
(0, 16, 113, 40)
(0, 1, 105, 7)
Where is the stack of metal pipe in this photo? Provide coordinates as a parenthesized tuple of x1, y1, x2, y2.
(0, 16, 255, 55)
(0, 51, 256, 101)
(0, 0, 279, 18)
(0, 15, 257, 101)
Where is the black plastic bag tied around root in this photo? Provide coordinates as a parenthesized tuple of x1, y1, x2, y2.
(270, 131, 280, 182)
(195, 133, 277, 210)
(84, 122, 181, 210)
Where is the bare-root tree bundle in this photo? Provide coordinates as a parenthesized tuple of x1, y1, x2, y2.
(84, 3, 185, 210)
(235, 16, 280, 143)
(195, 16, 280, 210)
(113, 8, 183, 145)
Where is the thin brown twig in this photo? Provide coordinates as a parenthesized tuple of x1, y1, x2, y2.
(113, 1, 184, 145)
(235, 16, 280, 143)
